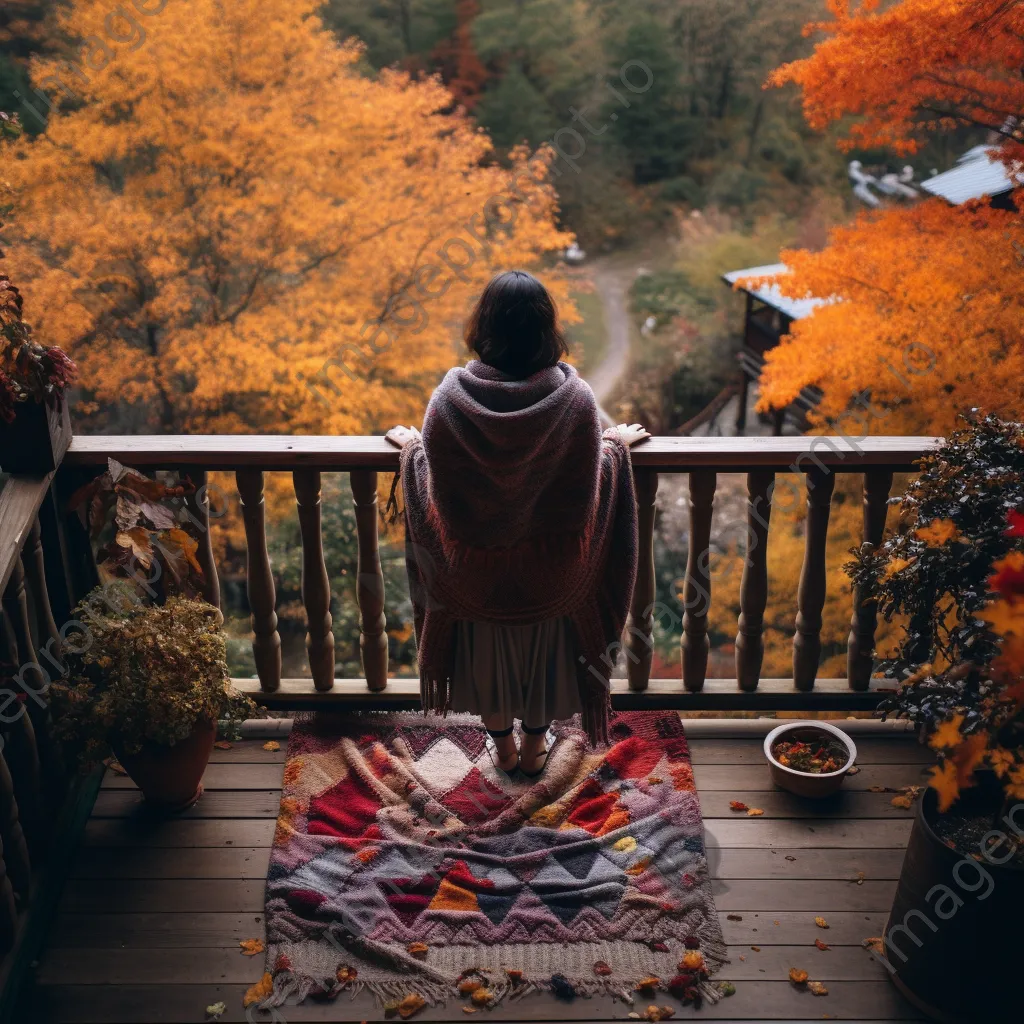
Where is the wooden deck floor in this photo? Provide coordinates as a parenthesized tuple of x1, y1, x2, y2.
(20, 724, 932, 1022)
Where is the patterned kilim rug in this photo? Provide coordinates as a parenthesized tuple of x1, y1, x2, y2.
(261, 710, 727, 1011)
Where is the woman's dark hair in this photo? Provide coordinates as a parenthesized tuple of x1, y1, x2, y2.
(464, 270, 568, 378)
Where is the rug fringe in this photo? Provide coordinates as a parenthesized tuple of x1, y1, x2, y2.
(262, 966, 728, 1011)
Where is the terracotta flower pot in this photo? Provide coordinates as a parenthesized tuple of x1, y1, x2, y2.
(763, 721, 857, 799)
(113, 719, 216, 811)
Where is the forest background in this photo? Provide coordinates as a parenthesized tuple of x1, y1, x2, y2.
(1, 0, 1017, 685)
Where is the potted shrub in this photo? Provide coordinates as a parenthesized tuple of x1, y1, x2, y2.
(50, 583, 257, 809)
(846, 414, 1024, 1021)
(0, 112, 76, 472)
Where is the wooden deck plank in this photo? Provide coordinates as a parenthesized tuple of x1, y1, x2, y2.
(703, 818, 912, 848)
(36, 943, 892, 986)
(70, 844, 905, 882)
(48, 910, 890, 950)
(687, 737, 931, 765)
(23, 981, 924, 1021)
(90, 787, 918, 820)
(98, 760, 927, 792)
(71, 847, 272, 880)
(82, 817, 276, 848)
(203, 735, 931, 766)
(80, 814, 913, 850)
(56, 877, 896, 915)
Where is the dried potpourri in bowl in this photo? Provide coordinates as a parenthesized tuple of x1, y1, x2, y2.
(763, 722, 857, 798)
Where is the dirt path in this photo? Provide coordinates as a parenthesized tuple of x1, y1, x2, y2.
(585, 261, 631, 408)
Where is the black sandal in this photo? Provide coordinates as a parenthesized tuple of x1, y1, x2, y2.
(518, 723, 550, 778)
(486, 725, 519, 776)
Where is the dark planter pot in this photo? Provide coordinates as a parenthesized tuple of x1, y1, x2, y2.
(112, 719, 216, 811)
(884, 774, 1024, 1022)
(0, 399, 71, 473)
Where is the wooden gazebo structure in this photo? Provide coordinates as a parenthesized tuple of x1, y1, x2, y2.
(721, 264, 826, 435)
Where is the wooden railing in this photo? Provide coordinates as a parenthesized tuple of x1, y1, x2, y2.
(0, 465, 95, 987)
(63, 434, 940, 710)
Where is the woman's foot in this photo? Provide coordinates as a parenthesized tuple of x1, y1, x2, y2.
(519, 724, 549, 777)
(485, 721, 519, 774)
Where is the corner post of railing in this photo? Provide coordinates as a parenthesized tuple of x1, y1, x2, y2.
(235, 469, 281, 692)
(735, 469, 774, 691)
(682, 469, 717, 691)
(847, 468, 894, 690)
(793, 465, 836, 691)
(624, 469, 659, 691)
(350, 470, 388, 692)
(293, 469, 335, 691)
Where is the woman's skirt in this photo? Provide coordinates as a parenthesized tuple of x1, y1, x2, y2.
(449, 615, 582, 727)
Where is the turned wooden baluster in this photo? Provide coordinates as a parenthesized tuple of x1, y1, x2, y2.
(0, 750, 31, 901)
(4, 555, 63, 808)
(293, 470, 335, 691)
(235, 470, 281, 692)
(24, 516, 62, 676)
(624, 470, 659, 691)
(182, 470, 221, 610)
(735, 470, 774, 691)
(350, 470, 388, 692)
(847, 469, 894, 690)
(793, 467, 836, 691)
(682, 470, 717, 692)
(1, 610, 44, 855)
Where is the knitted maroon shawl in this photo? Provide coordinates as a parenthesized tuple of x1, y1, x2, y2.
(398, 360, 638, 743)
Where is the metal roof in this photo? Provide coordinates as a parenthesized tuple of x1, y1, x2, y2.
(721, 263, 828, 321)
(921, 146, 1021, 205)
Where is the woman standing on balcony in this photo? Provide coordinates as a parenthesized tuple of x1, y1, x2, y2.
(386, 270, 647, 775)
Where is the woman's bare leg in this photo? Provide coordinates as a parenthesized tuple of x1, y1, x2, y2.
(483, 714, 518, 772)
(520, 722, 550, 776)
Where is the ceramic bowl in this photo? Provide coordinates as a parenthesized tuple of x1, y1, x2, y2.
(763, 721, 857, 799)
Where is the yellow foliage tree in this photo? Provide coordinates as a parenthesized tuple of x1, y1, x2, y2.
(3, 0, 573, 435)
(751, 0, 1024, 435)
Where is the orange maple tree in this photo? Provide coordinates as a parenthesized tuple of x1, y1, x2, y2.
(3, 0, 572, 436)
(753, 0, 1024, 435)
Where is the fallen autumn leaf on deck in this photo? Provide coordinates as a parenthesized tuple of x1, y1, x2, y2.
(242, 973, 273, 1008)
(747, 807, 764, 816)
(239, 938, 264, 956)
(399, 992, 427, 1018)
(789, 968, 809, 985)
(729, 801, 749, 812)
(205, 1002, 227, 1020)
(815, 917, 829, 929)
(815, 939, 830, 951)
(891, 795, 913, 808)
(214, 740, 233, 750)
(808, 981, 829, 996)
(262, 740, 281, 751)
(863, 937, 885, 955)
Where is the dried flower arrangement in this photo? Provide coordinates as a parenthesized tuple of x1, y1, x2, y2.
(50, 583, 256, 770)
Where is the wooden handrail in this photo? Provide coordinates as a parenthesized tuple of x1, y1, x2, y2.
(65, 434, 942, 472)
(56, 433, 940, 710)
